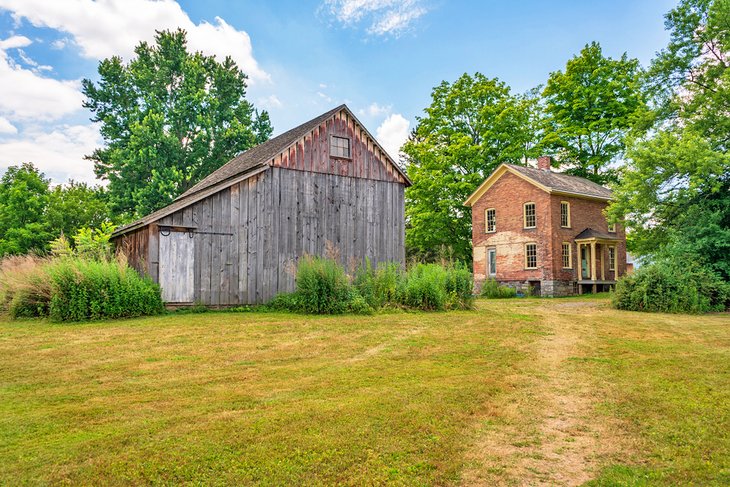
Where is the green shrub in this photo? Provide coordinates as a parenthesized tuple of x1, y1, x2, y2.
(46, 257, 164, 321)
(613, 260, 729, 314)
(481, 278, 517, 299)
(353, 260, 400, 309)
(444, 263, 475, 309)
(0, 255, 52, 318)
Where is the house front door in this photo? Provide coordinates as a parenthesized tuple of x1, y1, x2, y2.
(580, 245, 590, 280)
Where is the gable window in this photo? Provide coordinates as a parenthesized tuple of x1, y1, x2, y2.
(609, 246, 616, 271)
(560, 201, 570, 228)
(485, 208, 496, 233)
(562, 242, 572, 269)
(523, 202, 536, 229)
(525, 243, 537, 269)
(607, 222, 616, 233)
(330, 135, 351, 159)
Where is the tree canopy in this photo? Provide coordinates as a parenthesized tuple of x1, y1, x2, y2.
(83, 29, 273, 218)
(402, 73, 543, 262)
(542, 42, 647, 183)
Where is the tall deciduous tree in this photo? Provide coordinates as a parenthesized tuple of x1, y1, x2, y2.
(0, 163, 52, 256)
(543, 42, 647, 183)
(608, 0, 730, 279)
(83, 29, 273, 218)
(403, 73, 543, 262)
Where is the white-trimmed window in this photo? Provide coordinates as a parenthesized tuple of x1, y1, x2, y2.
(330, 135, 351, 159)
(525, 243, 537, 269)
(562, 242, 572, 269)
(487, 247, 497, 276)
(485, 208, 496, 233)
(608, 222, 616, 233)
(609, 246, 616, 271)
(560, 201, 570, 228)
(523, 202, 536, 229)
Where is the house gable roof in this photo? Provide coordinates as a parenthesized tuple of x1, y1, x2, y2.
(113, 104, 409, 237)
(464, 163, 613, 207)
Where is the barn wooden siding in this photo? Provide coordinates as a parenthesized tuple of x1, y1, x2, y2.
(151, 166, 405, 305)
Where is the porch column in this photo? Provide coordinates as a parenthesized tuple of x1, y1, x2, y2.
(590, 241, 597, 281)
(614, 245, 618, 281)
(600, 243, 605, 281)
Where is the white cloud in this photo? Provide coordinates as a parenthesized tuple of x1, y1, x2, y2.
(17, 48, 52, 71)
(0, 116, 17, 134)
(359, 102, 391, 118)
(258, 94, 282, 109)
(317, 91, 333, 102)
(0, 124, 100, 183)
(319, 83, 328, 89)
(0, 0, 270, 83)
(0, 36, 83, 121)
(375, 113, 409, 161)
(322, 0, 428, 37)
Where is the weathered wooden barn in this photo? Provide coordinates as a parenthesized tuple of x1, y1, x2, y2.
(111, 105, 410, 305)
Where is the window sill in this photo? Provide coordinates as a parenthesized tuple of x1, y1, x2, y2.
(330, 155, 352, 161)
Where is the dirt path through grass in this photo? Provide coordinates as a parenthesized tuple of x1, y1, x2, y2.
(462, 300, 632, 485)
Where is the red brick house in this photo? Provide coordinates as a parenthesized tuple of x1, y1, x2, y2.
(464, 156, 627, 296)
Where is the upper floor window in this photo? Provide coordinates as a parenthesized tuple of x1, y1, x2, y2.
(525, 243, 537, 269)
(562, 242, 572, 269)
(485, 208, 496, 233)
(607, 222, 616, 233)
(560, 201, 570, 228)
(523, 202, 536, 229)
(330, 135, 351, 159)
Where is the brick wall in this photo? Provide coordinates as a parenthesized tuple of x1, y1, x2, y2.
(470, 169, 627, 293)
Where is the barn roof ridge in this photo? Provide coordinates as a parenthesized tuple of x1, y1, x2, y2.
(112, 104, 409, 237)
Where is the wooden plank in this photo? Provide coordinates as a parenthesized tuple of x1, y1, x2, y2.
(210, 191, 221, 306)
(230, 183, 240, 304)
(200, 196, 212, 304)
(255, 171, 266, 304)
(247, 175, 258, 304)
(220, 187, 231, 306)
(239, 181, 249, 304)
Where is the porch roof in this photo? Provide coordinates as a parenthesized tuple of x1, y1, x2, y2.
(574, 228, 620, 242)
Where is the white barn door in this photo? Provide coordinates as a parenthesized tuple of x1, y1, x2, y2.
(158, 231, 195, 303)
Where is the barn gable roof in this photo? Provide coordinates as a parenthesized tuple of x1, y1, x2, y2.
(464, 163, 612, 207)
(113, 104, 410, 237)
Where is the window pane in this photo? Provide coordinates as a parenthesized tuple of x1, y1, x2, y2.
(526, 243, 537, 268)
(486, 209, 496, 232)
(330, 136, 351, 158)
(524, 203, 536, 228)
(561, 202, 569, 227)
(488, 249, 496, 275)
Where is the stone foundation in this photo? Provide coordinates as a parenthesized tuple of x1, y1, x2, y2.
(475, 278, 577, 297)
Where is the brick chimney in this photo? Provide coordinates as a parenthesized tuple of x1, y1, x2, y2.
(537, 155, 552, 171)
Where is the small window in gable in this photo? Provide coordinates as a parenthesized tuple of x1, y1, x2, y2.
(560, 201, 570, 228)
(485, 208, 496, 233)
(608, 222, 616, 233)
(330, 135, 351, 159)
(524, 202, 536, 229)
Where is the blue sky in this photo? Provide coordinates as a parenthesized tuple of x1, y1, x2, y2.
(0, 0, 677, 184)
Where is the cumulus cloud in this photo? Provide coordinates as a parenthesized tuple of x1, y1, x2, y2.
(0, 124, 100, 183)
(0, 116, 17, 134)
(258, 94, 282, 109)
(376, 113, 409, 161)
(359, 102, 391, 118)
(0, 36, 83, 121)
(322, 0, 428, 37)
(0, 0, 270, 83)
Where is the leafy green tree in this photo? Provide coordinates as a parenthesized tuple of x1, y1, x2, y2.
(543, 42, 647, 183)
(609, 0, 730, 283)
(403, 73, 544, 262)
(0, 163, 52, 256)
(46, 182, 111, 242)
(83, 29, 273, 218)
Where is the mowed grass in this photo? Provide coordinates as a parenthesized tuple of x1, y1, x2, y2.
(1, 297, 729, 485)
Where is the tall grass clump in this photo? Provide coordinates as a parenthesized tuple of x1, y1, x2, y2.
(269, 256, 371, 314)
(0, 237, 164, 322)
(46, 256, 164, 321)
(353, 259, 400, 309)
(396, 263, 474, 311)
(481, 278, 517, 299)
(613, 260, 729, 314)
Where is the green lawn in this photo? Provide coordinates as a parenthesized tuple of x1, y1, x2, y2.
(1, 297, 728, 485)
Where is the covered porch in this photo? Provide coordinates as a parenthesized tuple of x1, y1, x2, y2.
(575, 228, 620, 294)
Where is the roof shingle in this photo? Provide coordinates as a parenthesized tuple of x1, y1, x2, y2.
(506, 164, 613, 200)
